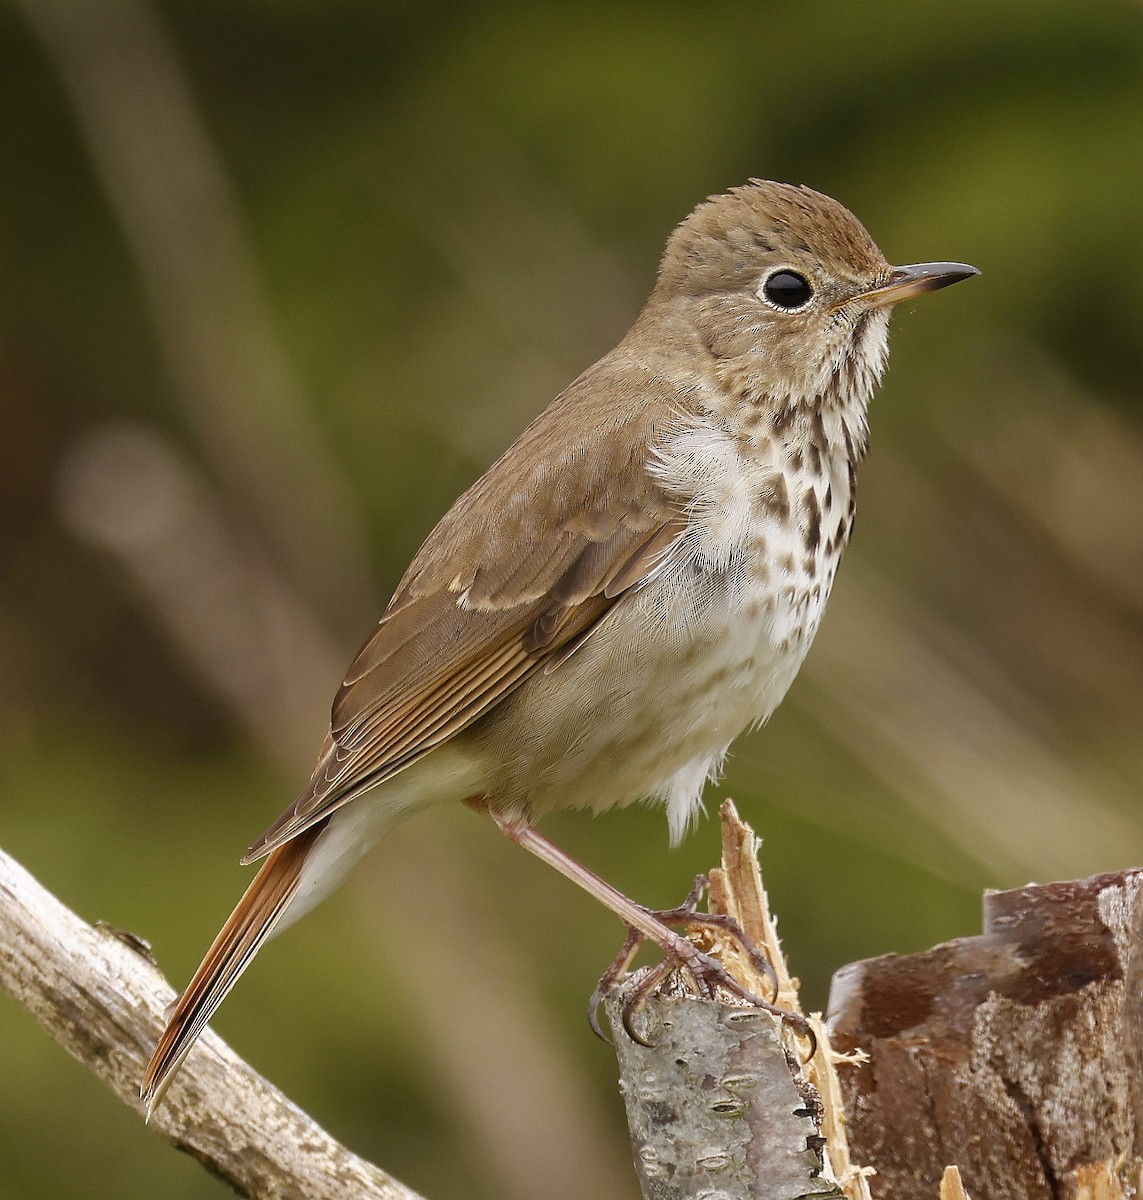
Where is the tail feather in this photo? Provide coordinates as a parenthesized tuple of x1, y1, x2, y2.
(140, 826, 322, 1117)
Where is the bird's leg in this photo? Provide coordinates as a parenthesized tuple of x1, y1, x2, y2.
(489, 813, 806, 1045)
(652, 872, 780, 997)
(586, 871, 781, 1042)
(584, 873, 714, 1039)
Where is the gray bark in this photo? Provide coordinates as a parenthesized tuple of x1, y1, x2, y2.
(604, 802, 863, 1200)
(0, 846, 423, 1200)
(606, 983, 841, 1200)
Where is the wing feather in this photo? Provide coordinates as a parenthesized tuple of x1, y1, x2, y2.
(242, 358, 693, 864)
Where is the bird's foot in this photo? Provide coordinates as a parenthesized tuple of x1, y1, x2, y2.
(588, 873, 811, 1047)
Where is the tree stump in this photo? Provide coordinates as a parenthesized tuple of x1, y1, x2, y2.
(828, 868, 1143, 1200)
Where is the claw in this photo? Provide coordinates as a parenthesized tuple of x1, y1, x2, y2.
(591, 875, 805, 1047)
(622, 1006, 652, 1047)
(588, 927, 642, 1042)
(620, 958, 675, 1046)
(790, 1014, 818, 1060)
(587, 989, 611, 1044)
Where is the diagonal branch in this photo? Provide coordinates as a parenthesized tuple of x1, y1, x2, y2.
(0, 845, 423, 1200)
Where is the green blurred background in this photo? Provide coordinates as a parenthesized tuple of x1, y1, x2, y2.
(2, 1, 1143, 1197)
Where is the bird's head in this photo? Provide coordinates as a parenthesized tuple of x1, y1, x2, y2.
(651, 180, 977, 411)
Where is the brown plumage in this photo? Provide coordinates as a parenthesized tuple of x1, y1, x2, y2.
(143, 826, 323, 1104)
(142, 181, 976, 1113)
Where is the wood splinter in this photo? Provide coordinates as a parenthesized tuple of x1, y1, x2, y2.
(605, 800, 872, 1200)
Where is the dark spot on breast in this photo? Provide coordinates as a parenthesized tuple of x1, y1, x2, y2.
(772, 406, 797, 435)
(779, 553, 795, 576)
(803, 556, 817, 577)
(743, 407, 767, 434)
(761, 474, 790, 521)
(789, 447, 804, 472)
(829, 518, 850, 553)
(810, 411, 827, 451)
(802, 490, 821, 552)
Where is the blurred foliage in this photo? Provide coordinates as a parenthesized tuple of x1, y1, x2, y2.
(2, 1, 1143, 1198)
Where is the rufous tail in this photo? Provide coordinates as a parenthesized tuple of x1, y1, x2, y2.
(140, 826, 322, 1117)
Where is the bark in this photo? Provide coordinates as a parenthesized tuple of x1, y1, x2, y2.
(8, 801, 1138, 1200)
(828, 868, 1143, 1200)
(607, 986, 836, 1200)
(0, 846, 423, 1200)
(605, 802, 870, 1200)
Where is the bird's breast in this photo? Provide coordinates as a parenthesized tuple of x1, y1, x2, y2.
(474, 411, 858, 822)
(647, 408, 857, 656)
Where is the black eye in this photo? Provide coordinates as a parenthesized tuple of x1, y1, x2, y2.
(763, 270, 812, 310)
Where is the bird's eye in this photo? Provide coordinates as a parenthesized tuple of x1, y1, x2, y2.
(762, 270, 812, 310)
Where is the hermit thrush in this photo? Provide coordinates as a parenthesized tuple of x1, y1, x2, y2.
(142, 180, 977, 1111)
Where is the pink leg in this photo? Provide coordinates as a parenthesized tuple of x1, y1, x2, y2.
(491, 814, 804, 1042)
(495, 816, 700, 955)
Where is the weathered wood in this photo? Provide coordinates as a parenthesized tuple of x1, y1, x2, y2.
(0, 846, 423, 1200)
(828, 868, 1143, 1200)
(607, 984, 837, 1200)
(606, 802, 867, 1200)
(14, 793, 1132, 1200)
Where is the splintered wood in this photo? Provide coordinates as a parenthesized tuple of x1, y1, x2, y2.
(708, 801, 874, 1200)
(605, 800, 873, 1200)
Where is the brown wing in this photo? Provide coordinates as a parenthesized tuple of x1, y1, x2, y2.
(243, 354, 689, 863)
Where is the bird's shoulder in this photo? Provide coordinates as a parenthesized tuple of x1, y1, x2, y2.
(391, 346, 693, 609)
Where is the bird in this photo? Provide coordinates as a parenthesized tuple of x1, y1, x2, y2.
(141, 179, 977, 1112)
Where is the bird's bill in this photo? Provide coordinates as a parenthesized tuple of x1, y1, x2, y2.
(862, 261, 980, 308)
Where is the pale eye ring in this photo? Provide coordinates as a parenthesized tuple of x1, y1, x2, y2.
(761, 269, 813, 311)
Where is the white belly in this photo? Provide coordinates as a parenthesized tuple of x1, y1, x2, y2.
(474, 413, 853, 840)
(476, 532, 832, 841)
